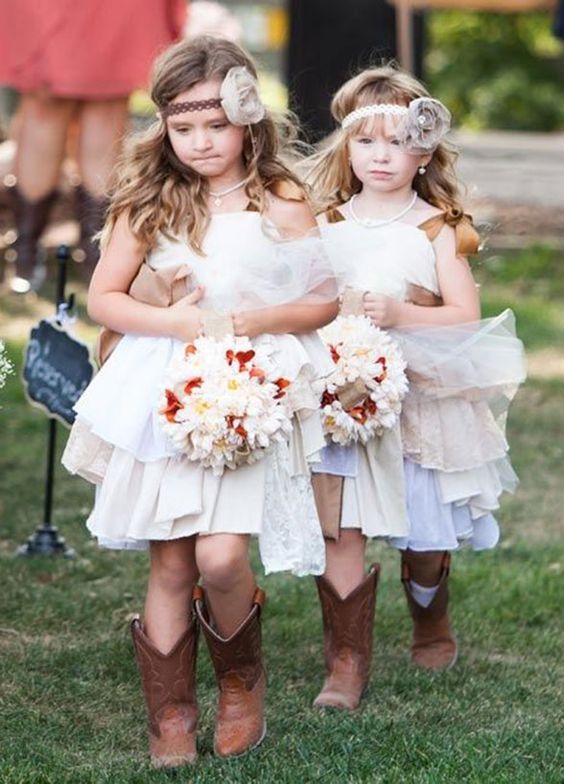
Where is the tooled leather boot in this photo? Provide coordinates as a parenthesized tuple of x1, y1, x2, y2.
(193, 585, 266, 758)
(314, 563, 379, 711)
(131, 616, 199, 768)
(75, 184, 109, 278)
(9, 186, 57, 293)
(401, 550, 458, 670)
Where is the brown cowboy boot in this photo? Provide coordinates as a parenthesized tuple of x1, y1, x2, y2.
(401, 550, 458, 670)
(193, 585, 266, 758)
(9, 186, 57, 293)
(314, 563, 379, 711)
(75, 184, 109, 278)
(131, 616, 199, 768)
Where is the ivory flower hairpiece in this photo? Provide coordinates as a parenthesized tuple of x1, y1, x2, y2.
(160, 66, 265, 126)
(341, 97, 451, 153)
(219, 66, 265, 126)
(396, 98, 451, 153)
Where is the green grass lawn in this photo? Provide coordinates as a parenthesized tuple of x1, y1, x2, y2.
(1, 250, 563, 783)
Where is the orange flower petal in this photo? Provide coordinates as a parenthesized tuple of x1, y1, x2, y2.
(184, 377, 203, 395)
(161, 389, 184, 422)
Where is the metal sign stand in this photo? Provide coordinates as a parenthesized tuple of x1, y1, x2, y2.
(17, 246, 76, 558)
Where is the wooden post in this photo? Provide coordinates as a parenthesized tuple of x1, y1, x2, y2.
(396, 0, 415, 71)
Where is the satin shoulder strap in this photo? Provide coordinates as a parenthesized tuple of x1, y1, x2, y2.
(418, 212, 480, 256)
(325, 207, 346, 224)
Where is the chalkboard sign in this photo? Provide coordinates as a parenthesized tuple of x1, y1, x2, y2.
(22, 319, 96, 427)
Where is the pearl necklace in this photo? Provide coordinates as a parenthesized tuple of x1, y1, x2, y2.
(209, 177, 247, 207)
(348, 190, 418, 228)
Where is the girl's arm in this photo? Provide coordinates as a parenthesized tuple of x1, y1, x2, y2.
(364, 224, 480, 328)
(232, 196, 340, 337)
(88, 212, 204, 341)
(232, 300, 339, 337)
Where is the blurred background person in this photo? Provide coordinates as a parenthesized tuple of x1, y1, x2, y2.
(0, 0, 186, 293)
(287, 0, 424, 142)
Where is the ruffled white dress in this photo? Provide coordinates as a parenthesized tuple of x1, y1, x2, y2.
(318, 213, 526, 551)
(62, 212, 337, 576)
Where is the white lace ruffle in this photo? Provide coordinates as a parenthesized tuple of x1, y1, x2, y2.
(259, 441, 326, 577)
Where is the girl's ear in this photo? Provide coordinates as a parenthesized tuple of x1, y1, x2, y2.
(421, 153, 433, 168)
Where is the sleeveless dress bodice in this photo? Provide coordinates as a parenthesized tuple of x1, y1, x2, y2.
(320, 217, 439, 301)
(150, 212, 279, 312)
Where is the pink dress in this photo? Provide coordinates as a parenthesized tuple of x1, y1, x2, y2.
(0, 0, 187, 98)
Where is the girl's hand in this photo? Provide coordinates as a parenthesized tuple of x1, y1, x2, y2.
(166, 286, 205, 341)
(232, 309, 264, 338)
(363, 293, 399, 328)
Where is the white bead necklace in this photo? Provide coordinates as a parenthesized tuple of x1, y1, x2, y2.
(348, 190, 418, 228)
(209, 177, 247, 207)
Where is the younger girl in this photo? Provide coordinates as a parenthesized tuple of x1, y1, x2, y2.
(63, 37, 337, 766)
(305, 66, 525, 710)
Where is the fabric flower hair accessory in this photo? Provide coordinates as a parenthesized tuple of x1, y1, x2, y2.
(396, 97, 451, 153)
(220, 66, 266, 126)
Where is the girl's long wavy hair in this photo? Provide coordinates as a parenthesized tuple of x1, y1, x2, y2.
(305, 66, 465, 225)
(101, 36, 303, 255)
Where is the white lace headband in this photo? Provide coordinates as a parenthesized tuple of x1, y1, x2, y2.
(341, 97, 451, 153)
(341, 104, 408, 128)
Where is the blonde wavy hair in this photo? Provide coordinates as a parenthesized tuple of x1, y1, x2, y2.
(305, 66, 465, 225)
(101, 36, 303, 255)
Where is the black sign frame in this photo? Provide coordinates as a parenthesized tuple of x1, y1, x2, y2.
(22, 318, 96, 428)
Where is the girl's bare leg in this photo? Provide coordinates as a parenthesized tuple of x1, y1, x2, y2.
(403, 549, 445, 586)
(144, 537, 199, 654)
(324, 528, 367, 597)
(195, 533, 256, 637)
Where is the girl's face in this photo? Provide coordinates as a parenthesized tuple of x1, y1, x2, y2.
(347, 114, 431, 193)
(166, 79, 246, 179)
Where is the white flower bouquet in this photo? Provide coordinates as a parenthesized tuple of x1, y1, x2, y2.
(0, 340, 13, 392)
(158, 336, 293, 475)
(319, 315, 409, 445)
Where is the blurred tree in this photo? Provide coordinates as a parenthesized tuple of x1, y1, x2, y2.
(427, 11, 564, 130)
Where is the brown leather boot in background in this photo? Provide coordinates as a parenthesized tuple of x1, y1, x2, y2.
(314, 563, 379, 711)
(75, 184, 109, 278)
(401, 550, 458, 671)
(9, 186, 57, 293)
(193, 585, 266, 758)
(131, 616, 199, 768)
